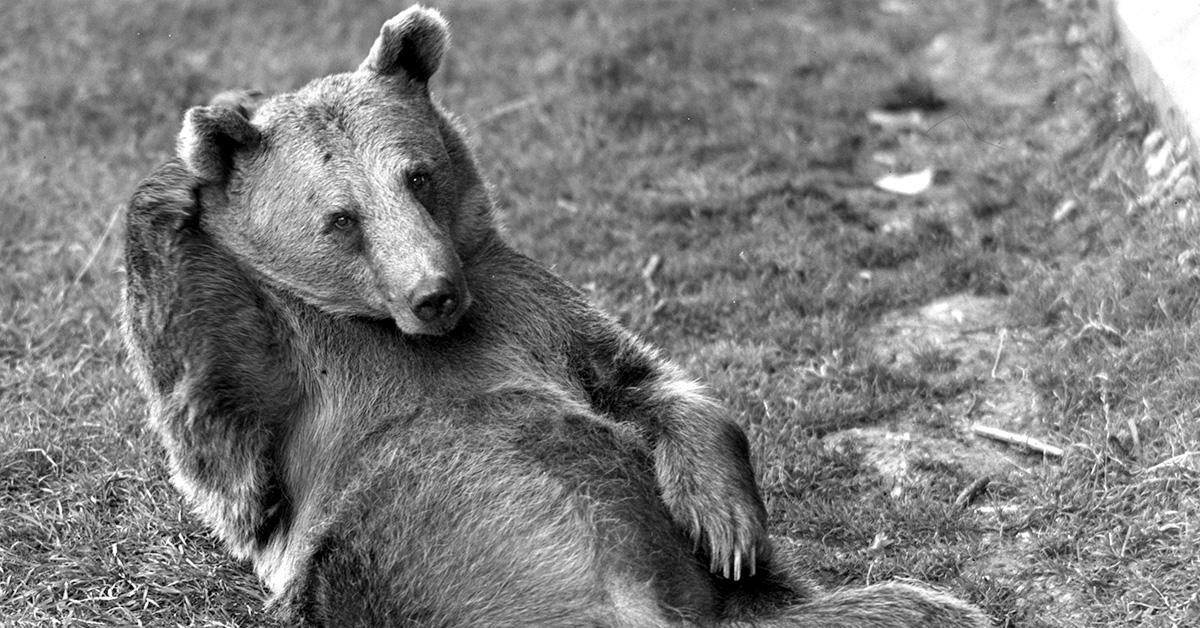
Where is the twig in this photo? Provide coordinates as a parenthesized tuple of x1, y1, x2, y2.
(1144, 451, 1200, 475)
(26, 448, 60, 473)
(476, 96, 538, 124)
(990, 329, 1006, 379)
(641, 254, 662, 297)
(1127, 416, 1141, 461)
(954, 476, 991, 508)
(971, 424, 1064, 458)
(70, 203, 123, 290)
(43, 203, 121, 332)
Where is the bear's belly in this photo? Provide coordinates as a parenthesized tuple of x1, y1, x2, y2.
(289, 407, 717, 625)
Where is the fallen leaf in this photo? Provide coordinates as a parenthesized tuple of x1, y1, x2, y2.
(874, 167, 934, 195)
(867, 109, 925, 131)
(867, 531, 893, 554)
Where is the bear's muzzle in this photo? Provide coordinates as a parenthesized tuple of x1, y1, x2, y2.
(409, 275, 461, 324)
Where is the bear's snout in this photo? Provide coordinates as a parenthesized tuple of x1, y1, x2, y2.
(407, 275, 465, 327)
(370, 239, 469, 335)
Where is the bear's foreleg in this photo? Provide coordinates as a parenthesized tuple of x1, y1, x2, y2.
(569, 320, 768, 580)
(122, 161, 301, 559)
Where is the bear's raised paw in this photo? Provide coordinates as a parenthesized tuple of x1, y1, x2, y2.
(657, 443, 769, 581)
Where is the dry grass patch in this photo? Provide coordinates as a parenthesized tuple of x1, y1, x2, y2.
(4, 0, 1199, 625)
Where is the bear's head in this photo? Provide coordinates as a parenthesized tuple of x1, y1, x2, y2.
(176, 6, 493, 336)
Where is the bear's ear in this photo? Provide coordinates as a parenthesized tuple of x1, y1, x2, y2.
(359, 5, 450, 83)
(175, 105, 261, 183)
(207, 89, 266, 121)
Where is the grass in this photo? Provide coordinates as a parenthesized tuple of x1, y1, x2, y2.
(3, 0, 1198, 625)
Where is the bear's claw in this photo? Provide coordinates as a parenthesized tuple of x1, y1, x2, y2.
(665, 482, 768, 581)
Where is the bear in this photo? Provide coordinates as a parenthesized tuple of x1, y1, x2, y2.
(120, 5, 990, 626)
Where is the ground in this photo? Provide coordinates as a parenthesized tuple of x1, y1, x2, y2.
(2, 0, 1199, 626)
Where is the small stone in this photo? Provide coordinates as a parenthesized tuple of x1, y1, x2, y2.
(1052, 199, 1078, 223)
(1142, 129, 1166, 153)
(1165, 160, 1192, 187)
(1145, 142, 1173, 178)
(1173, 175, 1197, 199)
(1174, 138, 1192, 160)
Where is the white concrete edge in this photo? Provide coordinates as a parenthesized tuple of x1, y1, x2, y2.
(1104, 0, 1200, 168)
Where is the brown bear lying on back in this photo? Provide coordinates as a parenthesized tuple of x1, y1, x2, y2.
(121, 5, 989, 626)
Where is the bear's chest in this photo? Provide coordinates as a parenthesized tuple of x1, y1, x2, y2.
(299, 308, 581, 417)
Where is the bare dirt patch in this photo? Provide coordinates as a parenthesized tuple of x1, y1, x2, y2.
(826, 292, 1091, 624)
(846, 292, 1050, 468)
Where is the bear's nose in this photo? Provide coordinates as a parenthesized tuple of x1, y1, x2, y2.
(408, 276, 460, 323)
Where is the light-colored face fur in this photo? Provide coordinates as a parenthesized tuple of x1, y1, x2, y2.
(177, 7, 489, 335)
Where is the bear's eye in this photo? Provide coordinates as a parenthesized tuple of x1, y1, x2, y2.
(329, 213, 358, 231)
(406, 171, 431, 191)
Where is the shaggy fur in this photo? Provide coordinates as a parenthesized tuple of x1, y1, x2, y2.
(121, 5, 990, 626)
